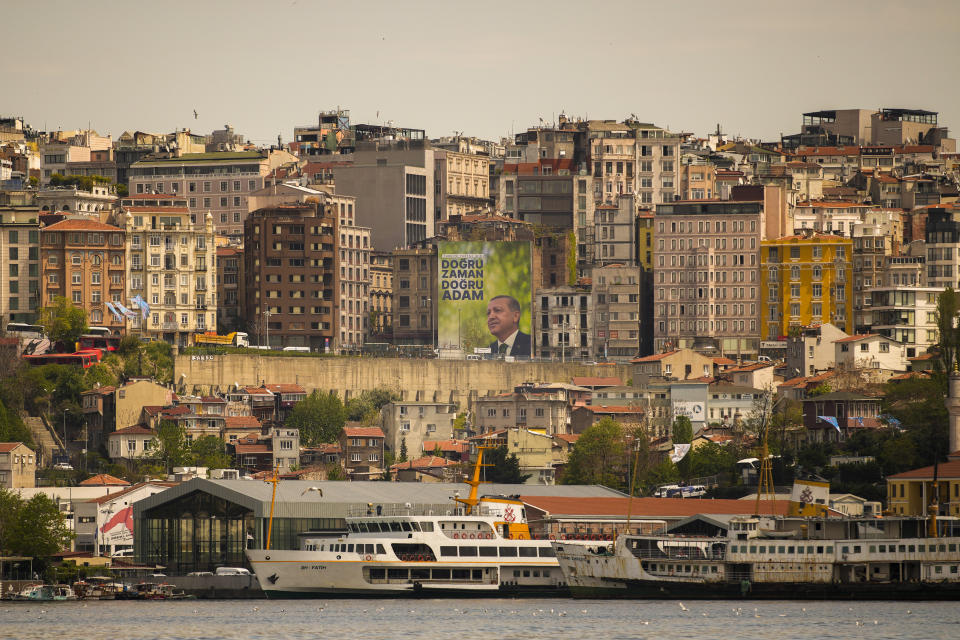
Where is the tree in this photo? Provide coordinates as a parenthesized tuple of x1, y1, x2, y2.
(0, 490, 74, 557)
(286, 390, 347, 446)
(685, 442, 737, 480)
(191, 435, 233, 469)
(147, 420, 192, 472)
(0, 399, 35, 447)
(40, 296, 88, 347)
(142, 341, 174, 383)
(482, 445, 530, 484)
(934, 287, 960, 372)
(560, 418, 628, 489)
(399, 437, 408, 463)
(671, 415, 693, 444)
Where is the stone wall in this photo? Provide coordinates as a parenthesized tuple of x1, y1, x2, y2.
(175, 354, 634, 409)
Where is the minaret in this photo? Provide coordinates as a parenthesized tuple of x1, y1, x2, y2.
(947, 366, 960, 454)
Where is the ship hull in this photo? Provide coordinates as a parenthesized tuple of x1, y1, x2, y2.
(568, 578, 960, 600)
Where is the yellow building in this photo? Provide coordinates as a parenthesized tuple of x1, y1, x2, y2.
(761, 232, 853, 340)
(638, 210, 654, 269)
(886, 455, 960, 517)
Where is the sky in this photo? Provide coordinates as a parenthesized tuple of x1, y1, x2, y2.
(4, 0, 959, 146)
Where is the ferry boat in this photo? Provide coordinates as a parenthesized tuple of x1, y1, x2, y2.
(554, 508, 960, 600)
(245, 450, 570, 597)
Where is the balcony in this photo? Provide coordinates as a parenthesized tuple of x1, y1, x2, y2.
(196, 266, 208, 272)
(131, 265, 143, 271)
(195, 304, 207, 310)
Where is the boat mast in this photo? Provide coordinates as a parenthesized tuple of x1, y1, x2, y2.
(455, 446, 491, 515)
(266, 464, 279, 550)
(754, 390, 777, 516)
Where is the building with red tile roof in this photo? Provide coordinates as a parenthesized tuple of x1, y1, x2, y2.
(79, 473, 130, 487)
(571, 376, 622, 389)
(521, 495, 791, 536)
(887, 451, 960, 517)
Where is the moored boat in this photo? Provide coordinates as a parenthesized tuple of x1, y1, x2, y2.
(246, 449, 576, 597)
(553, 513, 960, 600)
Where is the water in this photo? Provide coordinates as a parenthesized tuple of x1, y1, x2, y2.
(0, 598, 957, 640)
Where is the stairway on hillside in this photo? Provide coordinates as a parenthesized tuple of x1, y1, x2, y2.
(23, 415, 60, 464)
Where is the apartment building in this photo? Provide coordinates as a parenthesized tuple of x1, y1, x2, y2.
(40, 218, 127, 332)
(332, 135, 434, 250)
(679, 162, 716, 200)
(391, 247, 437, 345)
(851, 212, 901, 326)
(535, 285, 592, 361)
(339, 426, 385, 480)
(592, 264, 644, 361)
(128, 149, 296, 240)
(592, 196, 637, 266)
(334, 197, 372, 350)
(0, 442, 36, 488)
(380, 401, 456, 459)
(860, 286, 942, 358)
(370, 250, 393, 338)
(924, 208, 960, 291)
(433, 148, 490, 219)
(39, 130, 112, 184)
(761, 232, 854, 340)
(243, 202, 338, 350)
(115, 129, 207, 186)
(585, 118, 681, 206)
(118, 196, 216, 343)
(653, 199, 765, 357)
(637, 210, 654, 270)
(0, 204, 40, 323)
(36, 183, 116, 215)
(216, 246, 244, 332)
(471, 386, 575, 436)
(786, 323, 848, 378)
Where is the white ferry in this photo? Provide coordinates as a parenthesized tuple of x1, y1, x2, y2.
(554, 511, 960, 600)
(245, 452, 569, 597)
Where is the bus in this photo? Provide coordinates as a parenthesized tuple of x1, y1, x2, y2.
(23, 349, 103, 368)
(77, 334, 121, 352)
(86, 326, 112, 337)
(5, 323, 45, 339)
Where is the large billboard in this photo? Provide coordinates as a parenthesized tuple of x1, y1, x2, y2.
(438, 241, 532, 358)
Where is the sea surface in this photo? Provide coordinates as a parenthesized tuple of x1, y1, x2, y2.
(0, 598, 957, 640)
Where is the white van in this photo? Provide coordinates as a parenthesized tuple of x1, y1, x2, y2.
(215, 567, 251, 576)
(282, 346, 310, 353)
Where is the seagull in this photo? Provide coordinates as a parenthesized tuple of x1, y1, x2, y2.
(678, 602, 688, 611)
(193, 110, 198, 119)
(301, 487, 323, 497)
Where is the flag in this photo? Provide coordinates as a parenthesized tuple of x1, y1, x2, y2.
(133, 295, 150, 319)
(105, 302, 123, 322)
(818, 415, 841, 432)
(114, 302, 138, 319)
(670, 444, 691, 463)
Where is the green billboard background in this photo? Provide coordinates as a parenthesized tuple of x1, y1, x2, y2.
(438, 241, 532, 354)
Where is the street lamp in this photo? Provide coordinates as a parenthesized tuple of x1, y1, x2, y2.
(263, 309, 272, 349)
(62, 408, 70, 456)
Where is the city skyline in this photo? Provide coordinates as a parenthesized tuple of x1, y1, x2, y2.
(4, 0, 959, 144)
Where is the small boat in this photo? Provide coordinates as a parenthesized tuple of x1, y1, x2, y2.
(73, 576, 121, 600)
(11, 584, 77, 601)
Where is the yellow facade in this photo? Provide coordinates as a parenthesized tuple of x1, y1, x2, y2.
(638, 213, 654, 269)
(886, 478, 960, 517)
(760, 234, 853, 340)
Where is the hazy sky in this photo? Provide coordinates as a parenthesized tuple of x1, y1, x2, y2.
(4, 0, 959, 145)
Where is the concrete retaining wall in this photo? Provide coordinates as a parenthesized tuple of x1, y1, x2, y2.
(175, 355, 634, 408)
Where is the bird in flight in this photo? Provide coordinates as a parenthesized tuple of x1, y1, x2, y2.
(193, 109, 198, 119)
